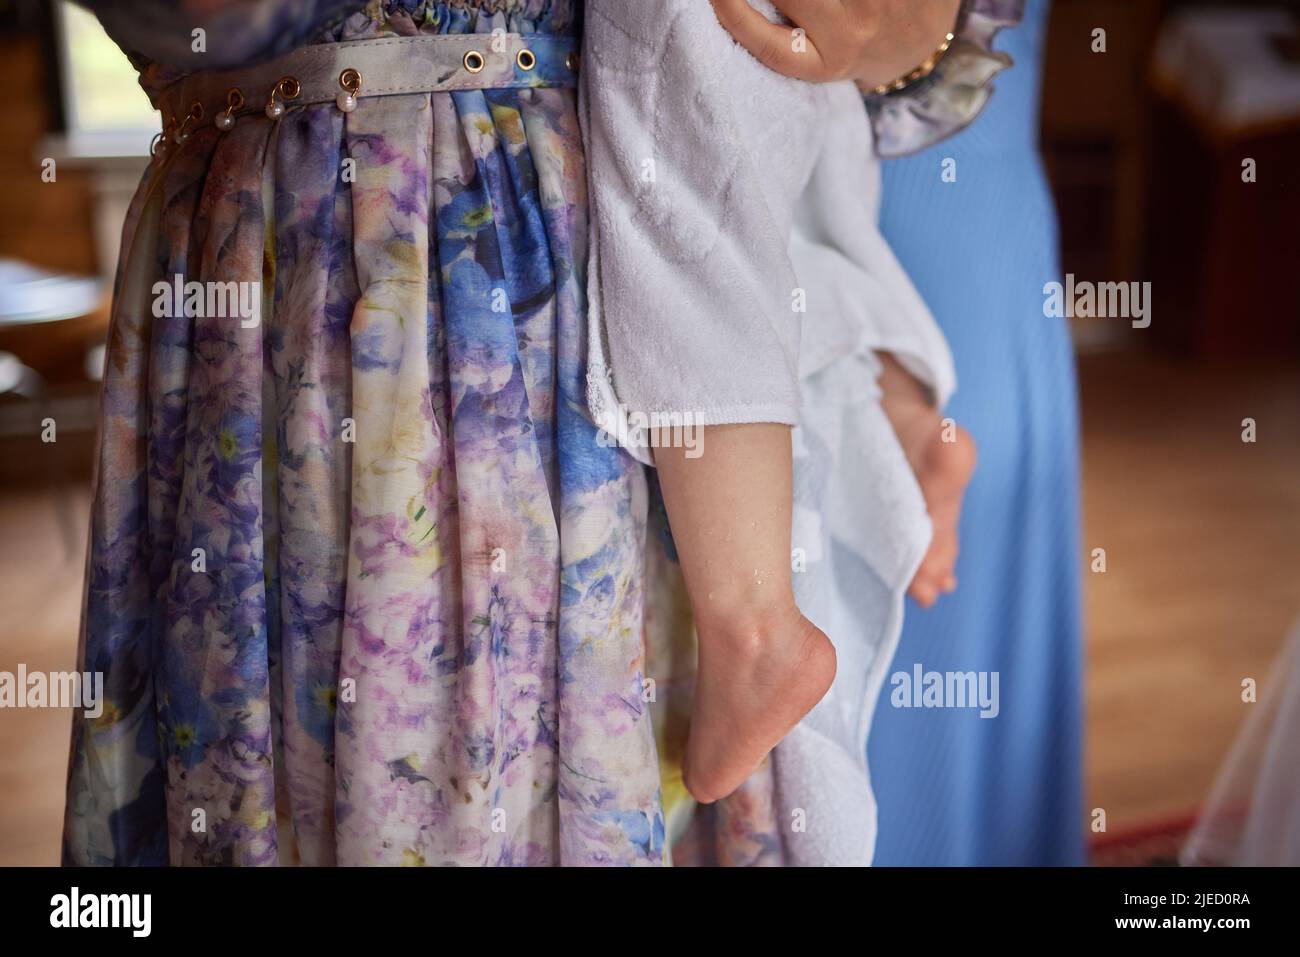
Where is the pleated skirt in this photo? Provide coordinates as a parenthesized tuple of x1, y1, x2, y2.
(61, 22, 670, 866)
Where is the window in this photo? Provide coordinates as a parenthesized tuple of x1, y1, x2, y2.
(53, 1, 157, 157)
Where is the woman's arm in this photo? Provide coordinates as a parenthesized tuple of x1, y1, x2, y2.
(710, 0, 963, 87)
(713, 0, 1026, 158)
(864, 0, 1024, 157)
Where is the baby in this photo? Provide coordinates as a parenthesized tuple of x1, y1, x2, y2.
(582, 0, 975, 804)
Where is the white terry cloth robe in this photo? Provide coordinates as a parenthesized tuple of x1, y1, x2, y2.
(580, 0, 956, 865)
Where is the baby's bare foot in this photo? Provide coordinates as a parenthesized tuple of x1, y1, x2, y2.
(873, 353, 977, 606)
(909, 422, 976, 608)
(683, 606, 836, 805)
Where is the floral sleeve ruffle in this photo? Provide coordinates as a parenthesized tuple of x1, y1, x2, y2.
(864, 0, 1025, 158)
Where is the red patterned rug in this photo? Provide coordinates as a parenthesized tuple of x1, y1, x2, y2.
(1089, 811, 1200, 866)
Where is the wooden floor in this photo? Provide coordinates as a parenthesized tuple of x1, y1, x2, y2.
(0, 350, 1297, 865)
(1080, 352, 1300, 834)
(0, 480, 86, 866)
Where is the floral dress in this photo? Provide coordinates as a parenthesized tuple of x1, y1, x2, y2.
(64, 0, 665, 867)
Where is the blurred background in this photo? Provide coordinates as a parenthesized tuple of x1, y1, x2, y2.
(0, 0, 1297, 865)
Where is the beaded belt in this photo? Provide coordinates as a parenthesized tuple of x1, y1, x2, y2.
(152, 32, 580, 155)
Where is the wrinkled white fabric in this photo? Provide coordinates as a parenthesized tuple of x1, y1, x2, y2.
(580, 0, 956, 865)
(1183, 618, 1300, 866)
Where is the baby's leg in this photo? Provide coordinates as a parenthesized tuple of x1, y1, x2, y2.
(876, 353, 977, 607)
(653, 423, 836, 805)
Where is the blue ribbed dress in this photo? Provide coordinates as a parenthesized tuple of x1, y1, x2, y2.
(867, 0, 1087, 866)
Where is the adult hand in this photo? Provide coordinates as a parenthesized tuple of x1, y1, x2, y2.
(711, 0, 963, 88)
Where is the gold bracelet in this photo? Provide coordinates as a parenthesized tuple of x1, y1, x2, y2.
(868, 23, 961, 97)
(867, 30, 957, 96)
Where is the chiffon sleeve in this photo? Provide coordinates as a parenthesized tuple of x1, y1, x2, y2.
(77, 0, 362, 71)
(864, 0, 1025, 159)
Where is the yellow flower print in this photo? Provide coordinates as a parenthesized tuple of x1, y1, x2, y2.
(218, 428, 239, 461)
(90, 700, 121, 730)
(462, 204, 493, 229)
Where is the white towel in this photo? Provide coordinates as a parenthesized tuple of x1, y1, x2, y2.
(580, 0, 956, 865)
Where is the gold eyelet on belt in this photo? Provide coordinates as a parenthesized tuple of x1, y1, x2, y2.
(463, 50, 485, 74)
(277, 76, 301, 99)
(515, 48, 536, 71)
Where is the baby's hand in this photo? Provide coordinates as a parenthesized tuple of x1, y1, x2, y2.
(875, 353, 977, 608)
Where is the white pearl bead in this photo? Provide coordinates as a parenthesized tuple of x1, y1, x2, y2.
(215, 112, 236, 131)
(265, 100, 284, 120)
(336, 91, 357, 113)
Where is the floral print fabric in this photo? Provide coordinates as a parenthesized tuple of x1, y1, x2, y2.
(865, 0, 1024, 158)
(63, 1, 669, 866)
